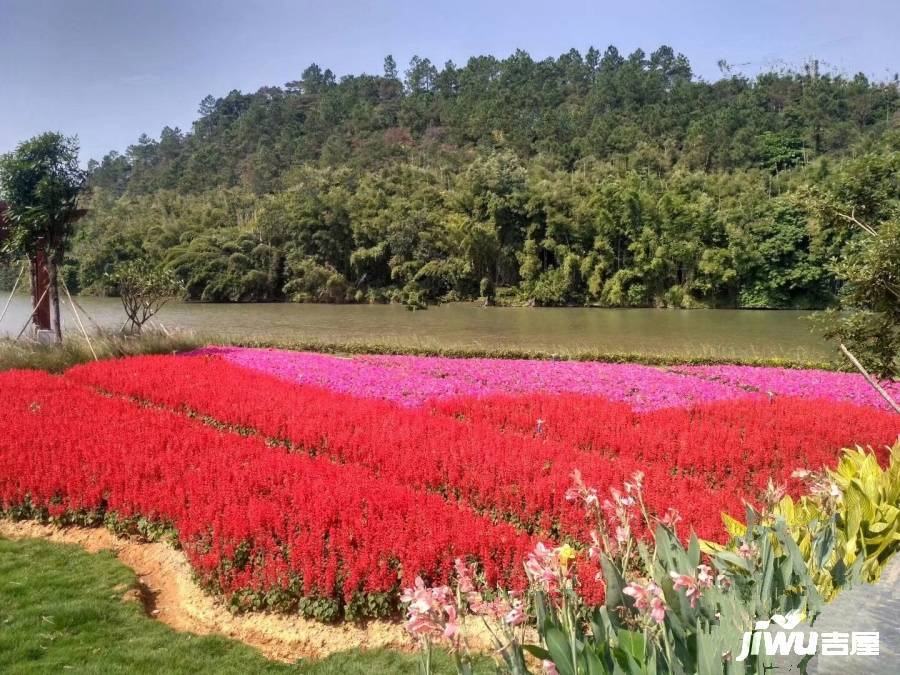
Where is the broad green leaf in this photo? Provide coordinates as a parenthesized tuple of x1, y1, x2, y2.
(544, 625, 575, 675)
(522, 644, 551, 661)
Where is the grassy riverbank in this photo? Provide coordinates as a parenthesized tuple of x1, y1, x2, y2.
(231, 337, 842, 370)
(0, 332, 205, 373)
(0, 330, 843, 373)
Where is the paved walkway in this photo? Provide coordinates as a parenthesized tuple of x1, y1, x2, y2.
(811, 555, 900, 674)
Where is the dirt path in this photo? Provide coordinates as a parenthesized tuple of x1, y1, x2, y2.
(0, 520, 411, 663)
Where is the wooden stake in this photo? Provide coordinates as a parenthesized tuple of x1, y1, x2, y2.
(66, 294, 105, 335)
(0, 262, 26, 326)
(840, 343, 900, 415)
(15, 286, 49, 341)
(63, 283, 97, 361)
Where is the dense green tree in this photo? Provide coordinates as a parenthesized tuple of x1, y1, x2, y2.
(0, 132, 87, 340)
(63, 45, 899, 309)
(823, 218, 899, 377)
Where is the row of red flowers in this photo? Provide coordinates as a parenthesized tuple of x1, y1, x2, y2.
(432, 391, 899, 491)
(67, 355, 900, 551)
(0, 369, 534, 618)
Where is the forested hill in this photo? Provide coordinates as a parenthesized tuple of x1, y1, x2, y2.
(76, 46, 900, 308)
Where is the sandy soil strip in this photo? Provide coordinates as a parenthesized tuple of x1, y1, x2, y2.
(0, 520, 411, 663)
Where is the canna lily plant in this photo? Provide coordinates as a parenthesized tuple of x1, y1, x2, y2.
(404, 445, 900, 674)
(704, 443, 900, 601)
(524, 471, 829, 675)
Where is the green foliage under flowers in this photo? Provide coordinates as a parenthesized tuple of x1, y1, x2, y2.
(3, 499, 178, 547)
(708, 443, 900, 602)
(226, 586, 397, 623)
(103, 511, 180, 547)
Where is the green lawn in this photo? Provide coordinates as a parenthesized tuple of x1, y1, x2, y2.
(0, 537, 460, 674)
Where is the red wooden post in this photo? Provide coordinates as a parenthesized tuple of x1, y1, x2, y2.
(32, 245, 52, 333)
(1, 202, 78, 342)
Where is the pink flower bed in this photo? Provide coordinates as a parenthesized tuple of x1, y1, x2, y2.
(670, 365, 900, 413)
(198, 347, 750, 410)
(198, 347, 898, 411)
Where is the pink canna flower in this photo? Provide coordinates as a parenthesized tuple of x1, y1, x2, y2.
(401, 576, 461, 646)
(649, 594, 667, 624)
(566, 469, 599, 508)
(443, 604, 459, 639)
(400, 577, 433, 614)
(623, 580, 667, 624)
(504, 600, 526, 626)
(588, 530, 603, 560)
(454, 557, 476, 594)
(623, 581, 650, 604)
(669, 572, 694, 590)
(738, 542, 758, 559)
(525, 542, 574, 595)
(465, 591, 485, 613)
(669, 564, 713, 608)
(609, 487, 635, 508)
(624, 470, 644, 495)
(696, 564, 714, 588)
(761, 479, 787, 510)
(543, 660, 560, 675)
(622, 584, 639, 602)
(660, 507, 683, 528)
(406, 612, 442, 639)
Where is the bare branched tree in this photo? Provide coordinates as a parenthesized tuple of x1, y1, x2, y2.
(109, 260, 182, 334)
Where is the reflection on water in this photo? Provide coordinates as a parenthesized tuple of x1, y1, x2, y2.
(0, 294, 832, 360)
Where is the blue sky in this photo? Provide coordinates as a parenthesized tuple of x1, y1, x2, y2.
(1, 0, 898, 164)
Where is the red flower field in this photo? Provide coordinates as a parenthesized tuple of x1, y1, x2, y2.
(0, 351, 897, 618)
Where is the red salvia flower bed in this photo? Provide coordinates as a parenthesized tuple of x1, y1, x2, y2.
(0, 369, 534, 617)
(1, 354, 893, 616)
(67, 355, 900, 548)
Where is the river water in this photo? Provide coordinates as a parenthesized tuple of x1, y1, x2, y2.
(0, 294, 833, 361)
